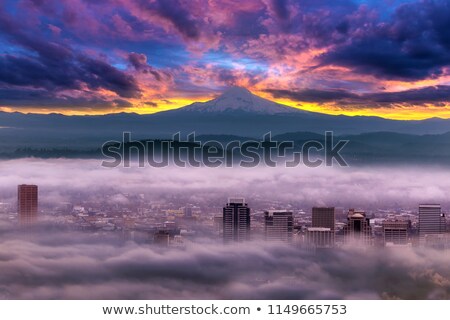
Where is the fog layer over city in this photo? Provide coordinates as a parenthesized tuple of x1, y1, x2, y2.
(1, 159, 450, 299)
(0, 230, 449, 299)
(0, 159, 449, 208)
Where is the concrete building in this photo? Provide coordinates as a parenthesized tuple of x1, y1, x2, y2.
(419, 204, 445, 243)
(18, 184, 38, 226)
(305, 227, 334, 248)
(223, 198, 250, 243)
(183, 206, 193, 218)
(264, 210, 293, 242)
(312, 207, 335, 231)
(382, 219, 411, 246)
(343, 209, 372, 245)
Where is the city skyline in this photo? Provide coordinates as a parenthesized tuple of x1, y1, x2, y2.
(0, 172, 449, 300)
(9, 182, 448, 249)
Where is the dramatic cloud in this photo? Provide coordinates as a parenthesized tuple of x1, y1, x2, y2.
(265, 85, 450, 106)
(127, 52, 173, 83)
(0, 88, 133, 111)
(0, 0, 450, 117)
(319, 0, 450, 80)
(265, 88, 359, 103)
(0, 10, 142, 99)
(154, 0, 200, 40)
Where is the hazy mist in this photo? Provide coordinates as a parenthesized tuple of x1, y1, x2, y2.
(0, 159, 448, 208)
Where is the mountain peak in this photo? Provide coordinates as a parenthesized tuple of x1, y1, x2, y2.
(220, 86, 252, 98)
(180, 86, 303, 114)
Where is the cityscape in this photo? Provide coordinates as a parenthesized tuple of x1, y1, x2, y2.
(10, 183, 450, 249)
(0, 161, 450, 300)
(1, 0, 450, 304)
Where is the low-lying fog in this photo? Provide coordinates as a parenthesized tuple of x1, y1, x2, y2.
(0, 232, 449, 299)
(0, 158, 448, 208)
(0, 159, 449, 299)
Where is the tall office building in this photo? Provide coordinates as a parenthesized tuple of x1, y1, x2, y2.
(183, 206, 193, 218)
(382, 219, 411, 246)
(264, 210, 293, 242)
(312, 207, 335, 231)
(18, 184, 38, 225)
(223, 197, 250, 243)
(214, 214, 224, 234)
(419, 204, 445, 242)
(343, 209, 372, 245)
(305, 227, 334, 248)
(153, 230, 170, 246)
(423, 234, 450, 249)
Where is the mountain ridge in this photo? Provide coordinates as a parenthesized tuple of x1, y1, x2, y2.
(1, 87, 450, 150)
(3, 131, 450, 165)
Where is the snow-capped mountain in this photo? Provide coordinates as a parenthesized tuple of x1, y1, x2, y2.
(180, 86, 304, 114)
(1, 86, 450, 151)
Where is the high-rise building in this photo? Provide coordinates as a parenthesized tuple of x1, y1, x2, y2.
(382, 219, 411, 246)
(312, 207, 335, 232)
(183, 206, 193, 218)
(419, 204, 445, 243)
(153, 230, 170, 246)
(423, 234, 450, 250)
(214, 214, 223, 234)
(121, 216, 136, 241)
(223, 197, 250, 243)
(305, 227, 334, 248)
(343, 209, 372, 245)
(264, 210, 293, 242)
(312, 207, 335, 246)
(18, 184, 38, 225)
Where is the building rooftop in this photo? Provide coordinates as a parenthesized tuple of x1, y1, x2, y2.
(265, 210, 292, 216)
(227, 197, 245, 205)
(307, 227, 331, 232)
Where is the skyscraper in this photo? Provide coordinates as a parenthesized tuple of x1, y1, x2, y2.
(18, 184, 38, 225)
(419, 204, 445, 243)
(343, 209, 372, 245)
(223, 197, 250, 243)
(305, 227, 334, 248)
(312, 207, 335, 246)
(382, 219, 411, 246)
(183, 206, 193, 218)
(312, 207, 335, 231)
(264, 210, 293, 242)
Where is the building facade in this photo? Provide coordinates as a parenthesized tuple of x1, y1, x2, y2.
(382, 219, 411, 246)
(264, 210, 293, 242)
(312, 207, 335, 231)
(18, 184, 38, 226)
(419, 204, 445, 243)
(305, 227, 334, 248)
(343, 209, 372, 245)
(223, 198, 250, 243)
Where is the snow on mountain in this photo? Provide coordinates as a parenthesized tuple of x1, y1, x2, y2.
(180, 86, 305, 114)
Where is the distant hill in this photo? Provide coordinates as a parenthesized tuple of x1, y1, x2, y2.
(2, 131, 450, 166)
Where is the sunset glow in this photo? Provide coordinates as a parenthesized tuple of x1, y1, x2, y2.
(1, 0, 449, 119)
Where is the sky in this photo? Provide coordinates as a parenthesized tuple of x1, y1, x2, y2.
(0, 0, 450, 119)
